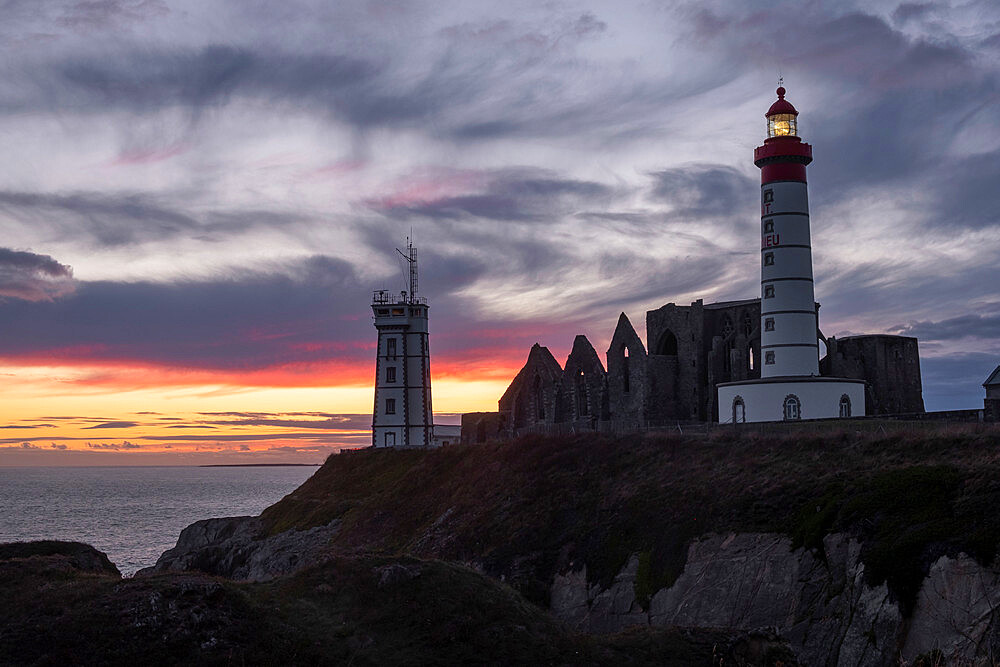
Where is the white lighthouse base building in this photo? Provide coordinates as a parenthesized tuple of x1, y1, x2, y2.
(717, 377, 865, 424)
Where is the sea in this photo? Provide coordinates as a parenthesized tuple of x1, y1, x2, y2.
(0, 465, 318, 575)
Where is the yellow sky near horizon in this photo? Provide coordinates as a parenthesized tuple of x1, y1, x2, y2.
(0, 363, 507, 465)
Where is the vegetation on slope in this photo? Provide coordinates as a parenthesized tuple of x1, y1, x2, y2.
(0, 542, 764, 666)
(260, 425, 1000, 612)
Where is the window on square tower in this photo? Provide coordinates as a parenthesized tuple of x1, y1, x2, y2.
(655, 330, 678, 356)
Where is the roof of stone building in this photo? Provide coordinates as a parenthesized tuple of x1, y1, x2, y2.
(498, 343, 562, 407)
(985, 365, 1000, 387)
(836, 333, 918, 342)
(608, 313, 647, 356)
(704, 298, 760, 310)
(563, 335, 606, 376)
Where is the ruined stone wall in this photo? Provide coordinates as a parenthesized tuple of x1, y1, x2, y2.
(558, 335, 609, 427)
(645, 301, 703, 422)
(460, 412, 502, 445)
(822, 335, 924, 414)
(702, 301, 761, 421)
(498, 344, 563, 437)
(985, 398, 1000, 422)
(606, 314, 648, 428)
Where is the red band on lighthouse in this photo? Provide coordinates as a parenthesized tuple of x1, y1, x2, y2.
(761, 162, 807, 183)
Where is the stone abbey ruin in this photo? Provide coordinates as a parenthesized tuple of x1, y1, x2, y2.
(461, 297, 925, 442)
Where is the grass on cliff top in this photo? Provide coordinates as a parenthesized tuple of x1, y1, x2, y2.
(260, 423, 1000, 613)
(0, 542, 755, 666)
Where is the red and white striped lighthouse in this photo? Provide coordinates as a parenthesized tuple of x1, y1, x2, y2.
(716, 86, 865, 423)
(754, 87, 819, 378)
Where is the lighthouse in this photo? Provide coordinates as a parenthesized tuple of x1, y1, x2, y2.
(756, 86, 820, 379)
(370, 239, 434, 447)
(717, 86, 865, 423)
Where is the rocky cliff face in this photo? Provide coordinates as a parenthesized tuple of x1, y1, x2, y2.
(147, 515, 1000, 665)
(551, 532, 1000, 666)
(139, 515, 340, 581)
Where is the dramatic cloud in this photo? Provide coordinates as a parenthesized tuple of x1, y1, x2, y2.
(0, 0, 997, 443)
(82, 421, 140, 429)
(0, 248, 75, 302)
(87, 441, 141, 450)
(0, 255, 371, 374)
(376, 169, 616, 222)
(648, 165, 757, 220)
(889, 311, 1000, 342)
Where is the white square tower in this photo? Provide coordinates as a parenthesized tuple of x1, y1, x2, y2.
(371, 241, 433, 447)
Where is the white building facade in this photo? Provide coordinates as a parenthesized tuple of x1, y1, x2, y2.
(717, 87, 865, 423)
(371, 242, 434, 447)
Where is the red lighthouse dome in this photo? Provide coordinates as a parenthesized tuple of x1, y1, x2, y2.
(765, 86, 799, 138)
(766, 87, 797, 116)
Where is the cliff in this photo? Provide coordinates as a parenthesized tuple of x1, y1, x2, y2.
(0, 541, 771, 665)
(145, 426, 1000, 665)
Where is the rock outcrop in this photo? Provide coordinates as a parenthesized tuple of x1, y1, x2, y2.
(551, 532, 1000, 666)
(0, 540, 121, 577)
(139, 515, 340, 581)
(901, 553, 1000, 663)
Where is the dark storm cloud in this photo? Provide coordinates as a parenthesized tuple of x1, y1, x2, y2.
(0, 248, 75, 302)
(648, 165, 757, 219)
(56, 0, 169, 30)
(0, 254, 372, 371)
(376, 170, 615, 222)
(817, 261, 1000, 328)
(889, 310, 1000, 342)
(0, 190, 302, 247)
(891, 3, 935, 25)
(82, 421, 140, 429)
(142, 432, 348, 442)
(2, 9, 674, 146)
(87, 441, 141, 450)
(920, 150, 1000, 231)
(194, 413, 371, 430)
(39, 46, 375, 117)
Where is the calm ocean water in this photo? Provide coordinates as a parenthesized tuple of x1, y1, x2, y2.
(0, 466, 317, 575)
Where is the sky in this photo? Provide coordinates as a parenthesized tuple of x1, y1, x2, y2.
(1, 0, 998, 465)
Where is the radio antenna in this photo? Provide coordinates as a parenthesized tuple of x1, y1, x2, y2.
(395, 236, 417, 303)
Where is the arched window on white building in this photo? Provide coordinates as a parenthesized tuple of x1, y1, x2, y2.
(839, 394, 852, 418)
(783, 394, 801, 421)
(732, 396, 746, 424)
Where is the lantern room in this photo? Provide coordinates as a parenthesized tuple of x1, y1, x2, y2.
(766, 86, 798, 138)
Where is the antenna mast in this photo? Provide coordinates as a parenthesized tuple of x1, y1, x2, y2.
(396, 237, 418, 304)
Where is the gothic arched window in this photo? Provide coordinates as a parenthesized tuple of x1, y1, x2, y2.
(656, 330, 678, 356)
(839, 394, 851, 418)
(533, 375, 545, 420)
